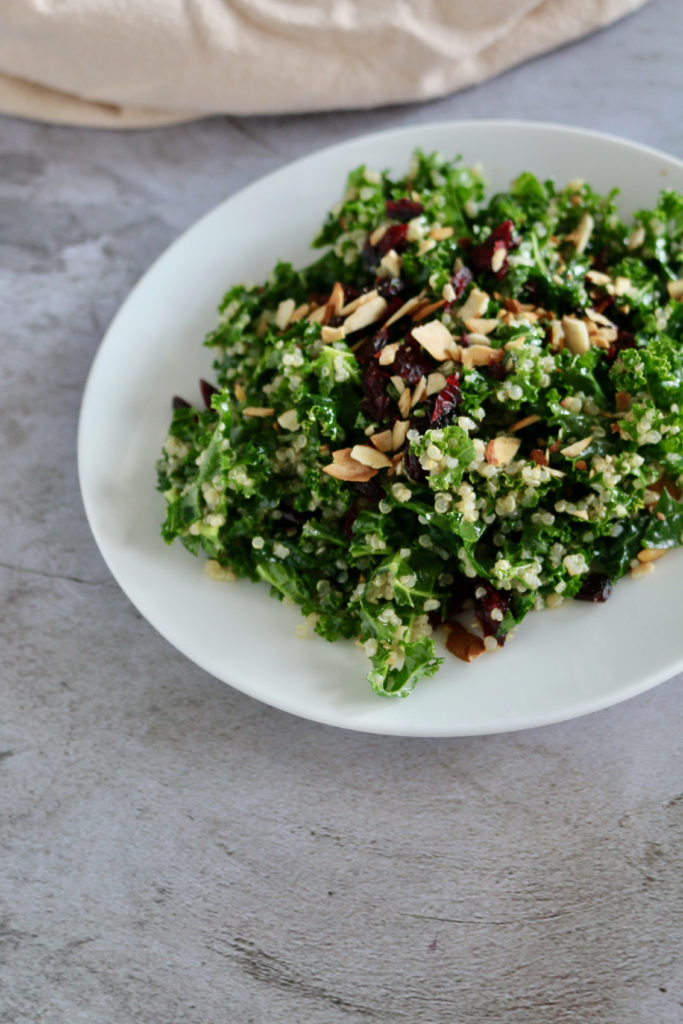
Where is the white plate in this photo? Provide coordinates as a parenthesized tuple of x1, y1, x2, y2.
(78, 120, 683, 736)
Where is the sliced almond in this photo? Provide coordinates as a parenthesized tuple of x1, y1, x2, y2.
(307, 305, 327, 324)
(585, 308, 616, 328)
(340, 288, 378, 317)
(504, 337, 526, 352)
(321, 325, 346, 343)
(417, 238, 436, 257)
(590, 327, 617, 347)
(392, 419, 410, 450)
(562, 316, 590, 355)
(465, 332, 492, 347)
(491, 246, 507, 274)
(637, 548, 666, 563)
(326, 281, 345, 318)
(343, 295, 388, 334)
(350, 444, 392, 469)
(465, 317, 498, 335)
(667, 279, 683, 301)
(290, 303, 310, 323)
(379, 249, 402, 278)
(627, 225, 645, 250)
(233, 381, 247, 403)
(276, 408, 299, 431)
(322, 448, 378, 483)
(429, 225, 454, 241)
(456, 287, 490, 321)
(586, 270, 611, 286)
(412, 320, 458, 361)
(378, 342, 400, 366)
(426, 372, 448, 397)
(570, 509, 589, 520)
(631, 561, 654, 579)
(549, 321, 564, 351)
(485, 436, 521, 466)
(509, 414, 541, 433)
(566, 213, 594, 254)
(410, 376, 428, 408)
(411, 298, 446, 322)
(613, 276, 631, 297)
(398, 388, 412, 419)
(460, 345, 504, 369)
(560, 436, 593, 458)
(390, 374, 406, 395)
(242, 406, 275, 418)
(370, 430, 393, 453)
(274, 298, 296, 331)
(369, 224, 387, 246)
(445, 623, 485, 662)
(384, 292, 426, 328)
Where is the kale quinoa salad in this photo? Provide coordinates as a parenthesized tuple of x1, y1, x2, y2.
(157, 151, 683, 697)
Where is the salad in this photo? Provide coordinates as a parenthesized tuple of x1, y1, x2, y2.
(157, 151, 683, 697)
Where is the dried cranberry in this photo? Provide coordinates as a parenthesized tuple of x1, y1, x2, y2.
(353, 477, 384, 501)
(362, 238, 380, 272)
(355, 327, 391, 366)
(469, 220, 520, 279)
(432, 373, 461, 426)
(404, 447, 426, 482)
(575, 573, 612, 602)
(378, 223, 409, 255)
(361, 359, 392, 424)
(377, 277, 407, 300)
(473, 581, 510, 641)
(388, 335, 433, 386)
(486, 359, 506, 382)
(606, 329, 636, 362)
(450, 266, 473, 302)
(199, 379, 218, 408)
(172, 395, 191, 409)
(385, 197, 423, 222)
(342, 502, 360, 538)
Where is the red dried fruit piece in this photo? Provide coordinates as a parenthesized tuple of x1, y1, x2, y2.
(432, 372, 461, 425)
(378, 223, 409, 255)
(473, 581, 510, 642)
(172, 395, 191, 410)
(606, 329, 636, 362)
(575, 573, 612, 602)
(450, 266, 473, 301)
(388, 335, 433, 386)
(385, 197, 423, 222)
(200, 379, 218, 408)
(469, 219, 520, 279)
(361, 359, 392, 424)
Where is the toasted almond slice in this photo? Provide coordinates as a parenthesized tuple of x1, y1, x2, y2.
(429, 225, 454, 241)
(410, 376, 428, 408)
(411, 298, 446, 322)
(417, 238, 437, 257)
(274, 298, 296, 331)
(560, 436, 593, 458)
(460, 345, 504, 369)
(613, 276, 631, 297)
(456, 287, 490, 321)
(307, 305, 327, 324)
(504, 337, 526, 352)
(585, 308, 616, 327)
(290, 303, 310, 323)
(321, 325, 346, 343)
(340, 288, 379, 317)
(233, 381, 247, 403)
(509, 414, 541, 433)
(384, 293, 426, 328)
(465, 317, 498, 335)
(379, 249, 402, 278)
(465, 332, 492, 347)
(445, 623, 485, 662)
(412, 320, 458, 361)
(547, 467, 566, 478)
(586, 270, 612, 286)
(570, 509, 589, 520)
(590, 328, 617, 347)
(549, 321, 564, 351)
(392, 419, 410, 449)
(343, 295, 388, 334)
(631, 561, 654, 579)
(484, 435, 521, 466)
(378, 342, 400, 366)
(388, 451, 405, 477)
(369, 224, 387, 246)
(323, 448, 377, 483)
(616, 391, 631, 411)
(398, 388, 412, 419)
(667, 279, 683, 301)
(566, 213, 594, 254)
(350, 444, 392, 469)
(637, 548, 666, 563)
(242, 406, 275, 418)
(390, 374, 406, 395)
(277, 408, 299, 431)
(628, 225, 645, 250)
(491, 246, 507, 274)
(426, 372, 448, 397)
(370, 430, 393, 453)
(325, 281, 345, 318)
(562, 316, 590, 355)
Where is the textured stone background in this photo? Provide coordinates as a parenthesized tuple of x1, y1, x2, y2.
(2, 1, 683, 1021)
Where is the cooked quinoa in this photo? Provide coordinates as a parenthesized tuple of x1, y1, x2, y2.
(157, 151, 683, 697)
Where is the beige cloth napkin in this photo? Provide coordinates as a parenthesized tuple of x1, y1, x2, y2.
(0, 0, 646, 128)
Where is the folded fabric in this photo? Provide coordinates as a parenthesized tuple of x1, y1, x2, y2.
(0, 0, 646, 128)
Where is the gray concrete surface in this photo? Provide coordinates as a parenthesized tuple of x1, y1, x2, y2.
(2, 1, 683, 1020)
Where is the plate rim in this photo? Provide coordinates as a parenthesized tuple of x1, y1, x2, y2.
(78, 118, 683, 736)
